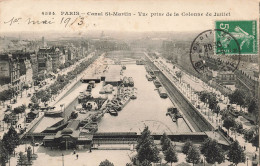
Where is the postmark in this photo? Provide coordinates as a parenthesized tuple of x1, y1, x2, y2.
(215, 20, 257, 54)
(190, 29, 241, 74)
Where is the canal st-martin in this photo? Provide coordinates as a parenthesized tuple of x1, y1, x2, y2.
(21, 50, 227, 151)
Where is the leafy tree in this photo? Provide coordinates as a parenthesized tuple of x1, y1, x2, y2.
(208, 94, 218, 111)
(30, 95, 38, 104)
(223, 116, 236, 134)
(233, 122, 243, 134)
(247, 99, 259, 125)
(160, 133, 168, 146)
(161, 137, 171, 152)
(41, 93, 51, 103)
(164, 144, 178, 166)
(23, 84, 30, 94)
(0, 89, 13, 104)
(99, 159, 114, 166)
(17, 152, 27, 166)
(182, 140, 193, 155)
(199, 91, 209, 103)
(198, 91, 218, 111)
(175, 71, 183, 82)
(13, 105, 26, 114)
(200, 138, 225, 165)
(2, 126, 20, 156)
(186, 146, 201, 166)
(247, 99, 257, 113)
(227, 141, 245, 166)
(0, 140, 8, 166)
(221, 109, 230, 120)
(251, 134, 259, 151)
(35, 74, 45, 82)
(213, 105, 220, 117)
(57, 75, 66, 83)
(243, 129, 255, 142)
(136, 126, 160, 163)
(0, 91, 8, 107)
(139, 159, 152, 166)
(228, 89, 245, 109)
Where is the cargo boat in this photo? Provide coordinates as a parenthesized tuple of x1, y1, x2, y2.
(128, 77, 134, 87)
(146, 74, 153, 81)
(153, 78, 162, 88)
(158, 87, 168, 98)
(166, 107, 183, 122)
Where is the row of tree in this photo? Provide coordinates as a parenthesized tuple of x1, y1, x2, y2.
(228, 89, 259, 124)
(198, 91, 219, 112)
(0, 126, 20, 166)
(221, 109, 259, 150)
(31, 53, 100, 106)
(0, 88, 15, 104)
(131, 127, 247, 166)
(160, 133, 178, 166)
(3, 104, 27, 124)
(182, 138, 245, 166)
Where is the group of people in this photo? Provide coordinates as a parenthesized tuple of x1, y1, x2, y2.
(73, 150, 79, 159)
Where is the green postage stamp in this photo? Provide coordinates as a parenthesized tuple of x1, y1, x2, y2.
(215, 20, 257, 55)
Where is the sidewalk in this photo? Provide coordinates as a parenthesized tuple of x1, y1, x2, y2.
(0, 52, 96, 138)
(154, 55, 259, 164)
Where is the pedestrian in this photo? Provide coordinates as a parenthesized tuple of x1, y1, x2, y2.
(73, 149, 76, 154)
(76, 154, 78, 159)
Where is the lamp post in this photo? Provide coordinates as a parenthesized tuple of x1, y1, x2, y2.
(247, 157, 248, 166)
(62, 153, 64, 166)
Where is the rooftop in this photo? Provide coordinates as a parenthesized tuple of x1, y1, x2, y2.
(67, 120, 80, 130)
(105, 65, 122, 82)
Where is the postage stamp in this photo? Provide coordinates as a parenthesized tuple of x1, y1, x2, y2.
(215, 20, 258, 54)
(190, 29, 241, 74)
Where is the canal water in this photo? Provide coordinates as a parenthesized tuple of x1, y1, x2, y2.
(98, 65, 191, 134)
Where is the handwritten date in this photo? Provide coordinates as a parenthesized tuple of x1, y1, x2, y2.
(4, 16, 87, 28)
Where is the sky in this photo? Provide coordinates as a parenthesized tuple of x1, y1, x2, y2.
(0, 0, 258, 33)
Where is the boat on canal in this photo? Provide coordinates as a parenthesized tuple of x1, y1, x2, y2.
(128, 77, 134, 87)
(153, 78, 162, 88)
(108, 108, 118, 116)
(149, 71, 156, 79)
(123, 77, 129, 87)
(158, 87, 168, 98)
(166, 107, 183, 122)
(146, 74, 153, 81)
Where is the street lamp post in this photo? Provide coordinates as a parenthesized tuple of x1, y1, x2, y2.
(247, 157, 248, 166)
(62, 153, 64, 166)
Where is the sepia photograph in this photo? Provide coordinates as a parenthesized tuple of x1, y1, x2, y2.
(0, 0, 259, 165)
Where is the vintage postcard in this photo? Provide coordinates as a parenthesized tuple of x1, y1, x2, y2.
(0, 0, 259, 166)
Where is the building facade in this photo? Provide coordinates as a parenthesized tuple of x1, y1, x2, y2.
(235, 70, 259, 99)
(24, 59, 33, 86)
(37, 50, 53, 74)
(215, 71, 236, 85)
(0, 54, 20, 91)
(30, 53, 38, 78)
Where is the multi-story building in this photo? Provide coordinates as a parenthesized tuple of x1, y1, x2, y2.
(38, 46, 67, 72)
(37, 49, 53, 74)
(215, 71, 236, 85)
(0, 54, 20, 91)
(9, 57, 20, 91)
(30, 53, 38, 78)
(235, 69, 259, 99)
(24, 59, 33, 86)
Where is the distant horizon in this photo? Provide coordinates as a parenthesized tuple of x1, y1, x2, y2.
(0, 30, 201, 41)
